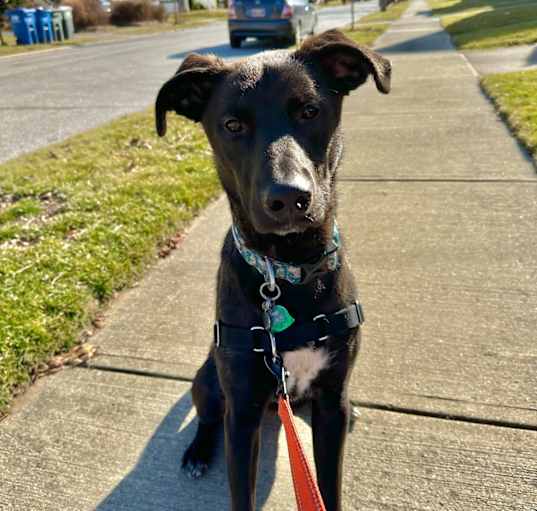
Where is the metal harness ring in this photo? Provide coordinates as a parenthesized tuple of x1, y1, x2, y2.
(259, 282, 281, 301)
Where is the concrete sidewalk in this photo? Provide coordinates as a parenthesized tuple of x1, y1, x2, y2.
(463, 44, 537, 76)
(1, 1, 537, 509)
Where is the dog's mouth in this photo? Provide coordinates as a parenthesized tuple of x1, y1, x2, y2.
(253, 215, 320, 237)
(249, 225, 335, 266)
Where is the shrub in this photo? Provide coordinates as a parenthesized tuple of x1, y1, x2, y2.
(110, 0, 143, 24)
(110, 0, 165, 25)
(150, 3, 165, 21)
(62, 0, 108, 29)
(190, 0, 206, 10)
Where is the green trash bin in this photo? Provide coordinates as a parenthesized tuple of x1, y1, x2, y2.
(57, 6, 74, 39)
(51, 10, 65, 41)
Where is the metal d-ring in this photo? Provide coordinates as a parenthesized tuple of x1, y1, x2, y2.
(259, 282, 281, 301)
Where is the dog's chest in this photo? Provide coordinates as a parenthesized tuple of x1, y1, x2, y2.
(283, 347, 330, 398)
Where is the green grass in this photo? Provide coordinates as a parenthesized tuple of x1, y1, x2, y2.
(342, 0, 409, 46)
(0, 32, 70, 57)
(428, 0, 537, 49)
(344, 22, 390, 46)
(482, 69, 537, 160)
(0, 110, 220, 412)
(0, 10, 227, 57)
(360, 0, 410, 22)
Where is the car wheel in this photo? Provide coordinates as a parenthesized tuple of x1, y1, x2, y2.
(311, 17, 318, 35)
(296, 23, 302, 45)
(288, 24, 300, 46)
(230, 36, 242, 48)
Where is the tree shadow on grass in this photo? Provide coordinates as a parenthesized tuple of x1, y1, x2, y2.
(95, 390, 299, 511)
(424, 1, 537, 50)
(427, 0, 535, 18)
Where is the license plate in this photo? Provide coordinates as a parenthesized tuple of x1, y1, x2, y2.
(249, 8, 266, 17)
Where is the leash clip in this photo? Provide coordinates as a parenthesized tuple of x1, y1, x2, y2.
(264, 354, 288, 398)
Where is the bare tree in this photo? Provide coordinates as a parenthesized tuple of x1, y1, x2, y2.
(1, 0, 24, 46)
(0, 0, 7, 45)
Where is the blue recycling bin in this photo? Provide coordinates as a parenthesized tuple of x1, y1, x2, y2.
(35, 8, 54, 43)
(7, 8, 38, 45)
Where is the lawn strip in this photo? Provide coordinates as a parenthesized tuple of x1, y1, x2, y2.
(342, 0, 408, 46)
(428, 0, 537, 49)
(481, 69, 537, 161)
(359, 0, 409, 23)
(344, 22, 390, 46)
(0, 110, 220, 412)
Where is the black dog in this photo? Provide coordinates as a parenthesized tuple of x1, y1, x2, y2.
(155, 29, 391, 511)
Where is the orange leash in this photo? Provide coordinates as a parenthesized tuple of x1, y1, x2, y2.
(278, 396, 327, 511)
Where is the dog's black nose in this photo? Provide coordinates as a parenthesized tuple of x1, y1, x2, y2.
(265, 183, 312, 220)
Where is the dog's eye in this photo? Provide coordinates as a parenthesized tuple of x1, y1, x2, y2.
(224, 118, 244, 134)
(301, 104, 319, 120)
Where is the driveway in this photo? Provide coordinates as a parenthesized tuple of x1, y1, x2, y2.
(0, 2, 378, 163)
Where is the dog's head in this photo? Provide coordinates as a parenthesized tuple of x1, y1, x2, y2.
(156, 30, 390, 237)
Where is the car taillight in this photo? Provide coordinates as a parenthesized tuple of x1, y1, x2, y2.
(228, 3, 237, 18)
(281, 3, 293, 17)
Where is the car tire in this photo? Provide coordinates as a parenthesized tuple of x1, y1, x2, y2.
(230, 36, 242, 48)
(311, 17, 318, 35)
(288, 24, 300, 46)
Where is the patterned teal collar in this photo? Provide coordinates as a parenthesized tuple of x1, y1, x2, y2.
(231, 223, 340, 285)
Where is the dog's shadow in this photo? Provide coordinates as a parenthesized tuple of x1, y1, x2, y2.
(95, 390, 307, 510)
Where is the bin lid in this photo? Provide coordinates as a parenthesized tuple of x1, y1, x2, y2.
(7, 7, 36, 14)
(35, 8, 53, 17)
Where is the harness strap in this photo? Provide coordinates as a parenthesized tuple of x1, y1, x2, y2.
(214, 302, 364, 353)
(278, 396, 327, 511)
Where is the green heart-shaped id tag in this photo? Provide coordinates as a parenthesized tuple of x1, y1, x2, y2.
(270, 304, 295, 333)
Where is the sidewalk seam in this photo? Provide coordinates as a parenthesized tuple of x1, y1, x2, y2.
(458, 52, 479, 77)
(82, 364, 537, 433)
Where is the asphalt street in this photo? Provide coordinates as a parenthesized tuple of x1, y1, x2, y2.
(0, 2, 378, 163)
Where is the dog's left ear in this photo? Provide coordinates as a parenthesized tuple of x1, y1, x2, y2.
(155, 53, 228, 137)
(295, 29, 391, 94)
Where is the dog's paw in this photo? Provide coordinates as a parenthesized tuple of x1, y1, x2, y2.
(182, 443, 209, 479)
(182, 458, 209, 479)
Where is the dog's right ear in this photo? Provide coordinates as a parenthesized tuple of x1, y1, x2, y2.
(155, 53, 227, 137)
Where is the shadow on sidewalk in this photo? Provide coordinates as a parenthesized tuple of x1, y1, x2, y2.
(377, 30, 452, 54)
(95, 390, 287, 511)
(527, 46, 537, 67)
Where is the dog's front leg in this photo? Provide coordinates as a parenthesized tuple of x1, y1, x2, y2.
(311, 388, 350, 511)
(225, 401, 265, 511)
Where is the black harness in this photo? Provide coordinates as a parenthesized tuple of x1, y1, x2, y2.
(216, 225, 365, 394)
(214, 301, 364, 355)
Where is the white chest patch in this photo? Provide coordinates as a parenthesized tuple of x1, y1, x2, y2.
(283, 347, 330, 398)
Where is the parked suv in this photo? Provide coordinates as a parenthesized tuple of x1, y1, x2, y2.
(228, 0, 318, 48)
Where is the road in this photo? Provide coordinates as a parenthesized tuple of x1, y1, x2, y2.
(0, 2, 379, 163)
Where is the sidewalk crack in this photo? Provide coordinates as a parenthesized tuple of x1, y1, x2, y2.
(81, 365, 537, 432)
